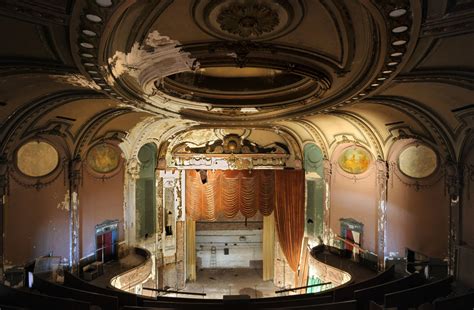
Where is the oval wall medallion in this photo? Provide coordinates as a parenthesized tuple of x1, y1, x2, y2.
(86, 144, 120, 174)
(17, 141, 59, 177)
(338, 147, 371, 174)
(398, 144, 437, 178)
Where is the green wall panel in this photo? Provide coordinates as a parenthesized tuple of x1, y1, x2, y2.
(136, 143, 157, 239)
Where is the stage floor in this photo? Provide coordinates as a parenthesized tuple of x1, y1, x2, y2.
(180, 268, 279, 299)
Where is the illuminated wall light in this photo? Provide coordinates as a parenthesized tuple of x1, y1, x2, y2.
(86, 14, 102, 23)
(371, 83, 380, 87)
(392, 26, 408, 33)
(88, 70, 98, 74)
(377, 77, 387, 81)
(81, 53, 94, 58)
(382, 70, 393, 74)
(387, 62, 398, 66)
(84, 62, 95, 67)
(389, 8, 407, 17)
(359, 93, 366, 96)
(391, 52, 403, 57)
(96, 0, 113, 7)
(82, 30, 97, 37)
(80, 42, 94, 49)
(352, 97, 359, 100)
(392, 40, 407, 46)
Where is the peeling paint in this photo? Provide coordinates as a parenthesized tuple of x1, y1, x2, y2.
(108, 31, 197, 94)
(57, 190, 70, 211)
(49, 74, 101, 90)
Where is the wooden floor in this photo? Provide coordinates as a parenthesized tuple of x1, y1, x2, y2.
(182, 268, 280, 299)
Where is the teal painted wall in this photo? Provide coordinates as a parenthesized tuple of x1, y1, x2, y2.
(304, 144, 325, 239)
(136, 143, 157, 239)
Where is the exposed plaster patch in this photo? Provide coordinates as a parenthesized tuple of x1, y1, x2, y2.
(49, 74, 100, 90)
(108, 31, 197, 94)
(57, 190, 70, 211)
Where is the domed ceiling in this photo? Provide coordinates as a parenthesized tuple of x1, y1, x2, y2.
(0, 0, 473, 162)
(71, 0, 416, 123)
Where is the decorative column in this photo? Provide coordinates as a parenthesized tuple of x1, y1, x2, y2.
(446, 161, 461, 276)
(323, 159, 332, 245)
(376, 159, 389, 271)
(68, 156, 82, 274)
(124, 159, 140, 246)
(0, 155, 8, 279)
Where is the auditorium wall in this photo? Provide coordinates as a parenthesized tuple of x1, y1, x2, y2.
(329, 144, 377, 253)
(386, 176, 448, 258)
(5, 175, 69, 265)
(78, 166, 125, 260)
(386, 140, 449, 259)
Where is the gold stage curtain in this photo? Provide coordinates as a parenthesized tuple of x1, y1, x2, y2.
(185, 170, 203, 220)
(185, 170, 276, 220)
(274, 169, 305, 272)
(186, 218, 196, 281)
(263, 213, 275, 281)
(259, 170, 275, 216)
(221, 170, 240, 218)
(240, 171, 258, 218)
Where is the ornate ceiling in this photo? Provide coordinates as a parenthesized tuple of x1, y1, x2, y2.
(0, 0, 473, 163)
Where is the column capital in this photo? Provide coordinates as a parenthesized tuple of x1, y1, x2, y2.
(126, 159, 141, 179)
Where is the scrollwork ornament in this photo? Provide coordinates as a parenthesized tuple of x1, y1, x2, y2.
(126, 159, 141, 179)
(323, 159, 332, 183)
(444, 159, 461, 201)
(68, 155, 82, 190)
(376, 159, 389, 186)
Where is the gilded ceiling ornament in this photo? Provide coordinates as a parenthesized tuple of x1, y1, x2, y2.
(217, 2, 280, 38)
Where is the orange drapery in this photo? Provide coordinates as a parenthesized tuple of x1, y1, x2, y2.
(185, 169, 304, 272)
(185, 170, 275, 220)
(274, 170, 305, 272)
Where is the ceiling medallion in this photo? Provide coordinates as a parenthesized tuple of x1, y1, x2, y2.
(217, 2, 280, 38)
(193, 0, 304, 41)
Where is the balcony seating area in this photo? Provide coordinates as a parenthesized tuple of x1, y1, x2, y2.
(1, 256, 472, 310)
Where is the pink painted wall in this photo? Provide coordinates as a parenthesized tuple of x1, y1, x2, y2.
(78, 166, 125, 260)
(330, 145, 377, 253)
(386, 178, 448, 258)
(386, 141, 449, 259)
(5, 175, 69, 265)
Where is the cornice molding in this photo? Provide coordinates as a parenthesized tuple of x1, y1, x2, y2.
(0, 60, 78, 77)
(0, 0, 70, 26)
(394, 69, 474, 90)
(0, 90, 106, 155)
(367, 96, 456, 159)
(74, 108, 132, 158)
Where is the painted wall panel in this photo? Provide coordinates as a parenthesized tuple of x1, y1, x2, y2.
(5, 176, 68, 265)
(79, 169, 125, 260)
